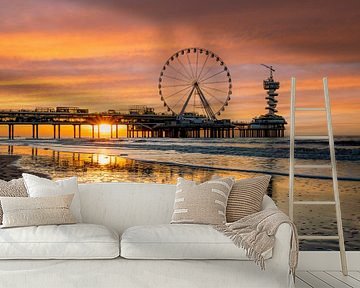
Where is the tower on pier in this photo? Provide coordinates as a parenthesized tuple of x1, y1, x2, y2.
(262, 64, 279, 116)
(249, 65, 287, 136)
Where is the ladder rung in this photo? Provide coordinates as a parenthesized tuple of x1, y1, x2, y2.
(293, 201, 336, 205)
(299, 235, 340, 240)
(295, 107, 326, 111)
(294, 164, 332, 169)
(294, 136, 329, 140)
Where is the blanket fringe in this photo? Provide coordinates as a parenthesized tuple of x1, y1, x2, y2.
(214, 225, 266, 270)
(214, 209, 299, 274)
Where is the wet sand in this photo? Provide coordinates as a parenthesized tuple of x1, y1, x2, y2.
(0, 155, 48, 181)
(0, 155, 24, 181)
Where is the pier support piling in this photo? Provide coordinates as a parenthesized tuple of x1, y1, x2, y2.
(57, 125, 61, 139)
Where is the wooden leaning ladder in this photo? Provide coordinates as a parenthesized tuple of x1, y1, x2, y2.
(289, 77, 348, 275)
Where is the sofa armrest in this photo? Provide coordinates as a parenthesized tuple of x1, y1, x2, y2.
(270, 222, 292, 268)
(262, 196, 292, 271)
(267, 222, 295, 288)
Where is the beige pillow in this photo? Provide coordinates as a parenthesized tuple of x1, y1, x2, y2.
(225, 175, 271, 222)
(171, 177, 234, 225)
(0, 194, 76, 228)
(0, 178, 28, 224)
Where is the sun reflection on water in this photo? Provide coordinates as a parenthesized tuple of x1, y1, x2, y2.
(96, 154, 110, 165)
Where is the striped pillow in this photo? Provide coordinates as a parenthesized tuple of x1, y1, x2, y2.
(225, 175, 271, 222)
(171, 177, 234, 225)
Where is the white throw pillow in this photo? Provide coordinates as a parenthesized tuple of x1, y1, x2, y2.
(121, 224, 272, 260)
(0, 194, 76, 228)
(22, 173, 82, 222)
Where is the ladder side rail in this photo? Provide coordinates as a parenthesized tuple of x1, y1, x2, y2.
(289, 77, 296, 221)
(323, 77, 348, 275)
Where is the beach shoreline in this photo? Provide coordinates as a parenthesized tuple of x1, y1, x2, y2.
(0, 137, 359, 161)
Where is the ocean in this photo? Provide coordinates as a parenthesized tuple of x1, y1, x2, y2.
(0, 136, 359, 251)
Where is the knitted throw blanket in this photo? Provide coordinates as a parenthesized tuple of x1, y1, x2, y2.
(214, 209, 299, 276)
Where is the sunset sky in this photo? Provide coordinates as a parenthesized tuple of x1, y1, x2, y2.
(0, 0, 359, 136)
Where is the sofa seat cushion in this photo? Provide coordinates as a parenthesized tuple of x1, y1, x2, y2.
(121, 224, 272, 260)
(0, 224, 119, 259)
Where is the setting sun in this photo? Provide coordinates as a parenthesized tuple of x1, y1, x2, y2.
(99, 124, 112, 135)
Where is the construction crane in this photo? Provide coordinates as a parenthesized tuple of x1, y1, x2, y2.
(261, 64, 275, 79)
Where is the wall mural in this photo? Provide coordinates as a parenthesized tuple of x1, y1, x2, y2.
(0, 0, 359, 251)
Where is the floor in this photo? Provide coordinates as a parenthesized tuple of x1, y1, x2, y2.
(296, 271, 360, 288)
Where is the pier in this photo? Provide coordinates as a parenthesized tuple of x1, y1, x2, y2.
(0, 107, 285, 139)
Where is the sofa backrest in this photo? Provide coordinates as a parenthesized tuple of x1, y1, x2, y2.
(78, 182, 277, 235)
(78, 182, 176, 235)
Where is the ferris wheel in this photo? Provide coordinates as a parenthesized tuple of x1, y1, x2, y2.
(158, 48, 232, 120)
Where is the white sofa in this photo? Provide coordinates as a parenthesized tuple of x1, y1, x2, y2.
(0, 182, 294, 288)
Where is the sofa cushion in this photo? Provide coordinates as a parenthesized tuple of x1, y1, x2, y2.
(0, 194, 76, 228)
(22, 174, 82, 222)
(0, 178, 28, 224)
(224, 175, 271, 222)
(171, 177, 234, 225)
(121, 224, 272, 260)
(0, 223, 119, 259)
